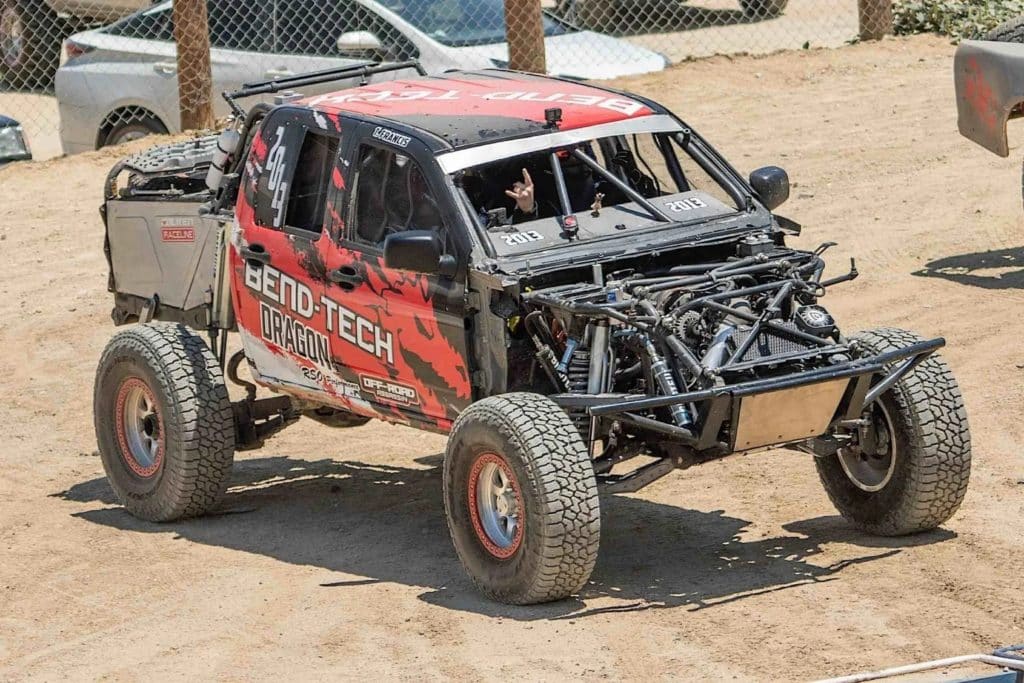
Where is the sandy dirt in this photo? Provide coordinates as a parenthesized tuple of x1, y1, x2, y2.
(1, 34, 1022, 681)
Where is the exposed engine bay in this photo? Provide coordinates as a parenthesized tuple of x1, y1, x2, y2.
(499, 233, 938, 491)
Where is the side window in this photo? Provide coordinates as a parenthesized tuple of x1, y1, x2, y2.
(348, 144, 444, 248)
(272, 0, 419, 59)
(253, 122, 338, 236)
(104, 6, 173, 41)
(208, 0, 272, 51)
(285, 132, 340, 235)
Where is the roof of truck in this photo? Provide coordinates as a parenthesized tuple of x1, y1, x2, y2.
(300, 70, 666, 150)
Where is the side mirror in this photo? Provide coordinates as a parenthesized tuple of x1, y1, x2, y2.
(749, 166, 790, 211)
(337, 30, 384, 55)
(383, 230, 457, 276)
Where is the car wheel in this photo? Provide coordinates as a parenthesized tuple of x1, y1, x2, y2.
(739, 0, 788, 19)
(815, 328, 971, 536)
(443, 393, 600, 604)
(103, 116, 168, 148)
(0, 0, 63, 90)
(985, 16, 1024, 42)
(94, 323, 235, 522)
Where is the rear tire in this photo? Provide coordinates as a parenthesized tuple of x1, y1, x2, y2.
(444, 393, 600, 604)
(0, 0, 63, 90)
(815, 328, 971, 536)
(94, 323, 235, 522)
(740, 0, 788, 19)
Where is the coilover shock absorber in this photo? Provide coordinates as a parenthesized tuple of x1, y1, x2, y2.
(643, 337, 693, 427)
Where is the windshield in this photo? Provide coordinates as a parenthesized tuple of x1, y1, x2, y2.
(454, 131, 743, 257)
(377, 0, 568, 47)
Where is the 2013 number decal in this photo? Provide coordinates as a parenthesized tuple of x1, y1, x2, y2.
(501, 230, 544, 246)
(665, 197, 708, 213)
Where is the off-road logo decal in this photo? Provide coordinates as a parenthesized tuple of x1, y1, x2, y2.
(245, 262, 395, 366)
(360, 375, 420, 406)
(372, 126, 411, 147)
(266, 125, 289, 227)
(666, 197, 708, 213)
(501, 230, 544, 246)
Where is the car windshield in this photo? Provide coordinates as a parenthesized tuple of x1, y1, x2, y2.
(377, 0, 569, 47)
(451, 128, 743, 257)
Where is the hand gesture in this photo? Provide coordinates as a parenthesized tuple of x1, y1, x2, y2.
(505, 168, 535, 214)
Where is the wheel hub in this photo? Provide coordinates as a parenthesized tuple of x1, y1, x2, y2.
(838, 399, 896, 492)
(467, 453, 524, 559)
(115, 377, 165, 478)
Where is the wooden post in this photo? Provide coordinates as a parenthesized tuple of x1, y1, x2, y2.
(858, 0, 892, 41)
(504, 0, 547, 74)
(172, 0, 215, 131)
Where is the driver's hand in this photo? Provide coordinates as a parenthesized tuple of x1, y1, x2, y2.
(505, 168, 536, 214)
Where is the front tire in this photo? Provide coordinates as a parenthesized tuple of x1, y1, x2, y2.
(94, 323, 235, 522)
(102, 116, 168, 148)
(444, 393, 600, 604)
(816, 328, 971, 536)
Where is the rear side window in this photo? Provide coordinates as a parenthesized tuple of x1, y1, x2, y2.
(104, 1, 272, 51)
(254, 123, 338, 237)
(285, 132, 340, 235)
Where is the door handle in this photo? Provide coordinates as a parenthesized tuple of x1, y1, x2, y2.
(329, 266, 363, 290)
(265, 68, 294, 79)
(153, 61, 177, 75)
(240, 244, 271, 266)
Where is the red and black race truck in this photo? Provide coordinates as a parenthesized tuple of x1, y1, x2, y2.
(96, 61, 971, 604)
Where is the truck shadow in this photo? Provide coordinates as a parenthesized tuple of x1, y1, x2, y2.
(55, 455, 953, 621)
(913, 247, 1024, 290)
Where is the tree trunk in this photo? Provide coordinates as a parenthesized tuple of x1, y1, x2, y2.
(172, 0, 215, 131)
(504, 0, 547, 74)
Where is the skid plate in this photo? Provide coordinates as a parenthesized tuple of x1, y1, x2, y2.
(733, 378, 849, 451)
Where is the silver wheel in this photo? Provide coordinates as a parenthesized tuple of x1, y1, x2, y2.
(467, 452, 524, 559)
(837, 399, 896, 492)
(115, 377, 164, 478)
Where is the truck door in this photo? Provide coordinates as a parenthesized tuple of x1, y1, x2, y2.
(230, 108, 342, 398)
(321, 124, 472, 430)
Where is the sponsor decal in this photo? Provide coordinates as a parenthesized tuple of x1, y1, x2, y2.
(500, 230, 544, 246)
(310, 89, 647, 117)
(266, 125, 289, 227)
(160, 217, 196, 243)
(245, 262, 395, 366)
(360, 375, 420, 406)
(665, 196, 709, 213)
(372, 126, 411, 148)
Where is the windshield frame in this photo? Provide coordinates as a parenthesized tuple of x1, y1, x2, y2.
(450, 116, 757, 262)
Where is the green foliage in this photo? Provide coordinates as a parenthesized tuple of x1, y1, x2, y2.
(893, 0, 1024, 40)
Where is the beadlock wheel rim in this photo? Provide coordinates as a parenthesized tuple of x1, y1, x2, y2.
(467, 453, 524, 559)
(838, 399, 897, 492)
(115, 377, 165, 478)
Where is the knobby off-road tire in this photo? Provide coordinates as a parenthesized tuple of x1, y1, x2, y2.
(816, 328, 971, 536)
(444, 393, 600, 604)
(94, 323, 235, 522)
(985, 16, 1024, 43)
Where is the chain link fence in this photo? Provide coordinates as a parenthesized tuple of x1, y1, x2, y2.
(0, 0, 890, 160)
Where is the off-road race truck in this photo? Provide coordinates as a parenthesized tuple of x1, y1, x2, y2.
(95, 61, 971, 605)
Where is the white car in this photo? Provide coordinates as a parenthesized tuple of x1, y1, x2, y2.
(56, 0, 669, 154)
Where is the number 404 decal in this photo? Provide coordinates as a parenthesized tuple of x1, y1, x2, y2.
(501, 230, 544, 246)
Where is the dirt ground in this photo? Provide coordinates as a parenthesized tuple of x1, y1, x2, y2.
(1, 34, 1022, 681)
